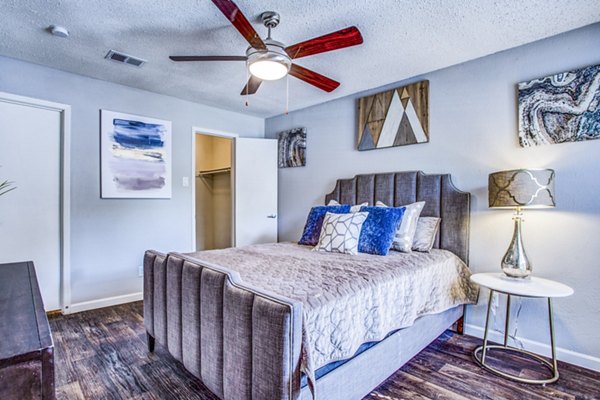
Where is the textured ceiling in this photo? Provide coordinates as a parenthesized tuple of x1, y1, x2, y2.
(1, 0, 599, 117)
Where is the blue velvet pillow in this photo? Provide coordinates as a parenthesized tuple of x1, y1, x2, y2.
(299, 205, 351, 246)
(358, 206, 406, 255)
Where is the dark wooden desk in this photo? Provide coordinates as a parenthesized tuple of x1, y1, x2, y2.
(0, 261, 55, 399)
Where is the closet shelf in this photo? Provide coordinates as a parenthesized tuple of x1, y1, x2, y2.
(196, 167, 231, 177)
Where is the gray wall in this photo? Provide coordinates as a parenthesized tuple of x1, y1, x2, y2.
(266, 24, 600, 363)
(0, 55, 264, 304)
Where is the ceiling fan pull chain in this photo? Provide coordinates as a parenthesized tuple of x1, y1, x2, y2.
(285, 74, 289, 115)
(245, 67, 250, 107)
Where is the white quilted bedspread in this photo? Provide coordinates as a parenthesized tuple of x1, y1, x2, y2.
(186, 242, 478, 392)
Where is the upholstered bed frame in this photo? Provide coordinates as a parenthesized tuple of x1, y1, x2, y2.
(143, 171, 470, 400)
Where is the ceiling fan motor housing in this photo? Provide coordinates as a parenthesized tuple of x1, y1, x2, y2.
(261, 11, 280, 29)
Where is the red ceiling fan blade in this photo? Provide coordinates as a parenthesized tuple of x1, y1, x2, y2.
(285, 26, 363, 59)
(211, 0, 267, 50)
(170, 56, 247, 61)
(289, 64, 340, 92)
(240, 76, 262, 95)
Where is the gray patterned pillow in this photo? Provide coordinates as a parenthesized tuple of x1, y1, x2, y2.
(314, 212, 368, 255)
(328, 199, 368, 212)
(412, 217, 441, 252)
(376, 201, 425, 252)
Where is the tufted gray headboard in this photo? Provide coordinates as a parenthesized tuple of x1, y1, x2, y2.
(325, 171, 471, 264)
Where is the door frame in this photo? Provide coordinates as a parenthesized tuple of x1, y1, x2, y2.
(190, 127, 238, 251)
(0, 91, 72, 313)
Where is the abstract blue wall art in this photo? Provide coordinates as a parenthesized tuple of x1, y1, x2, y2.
(518, 64, 600, 147)
(101, 110, 172, 198)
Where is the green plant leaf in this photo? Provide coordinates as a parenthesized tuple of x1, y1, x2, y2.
(0, 180, 16, 197)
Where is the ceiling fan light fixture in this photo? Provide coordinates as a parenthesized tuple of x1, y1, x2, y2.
(246, 41, 291, 81)
(249, 59, 289, 80)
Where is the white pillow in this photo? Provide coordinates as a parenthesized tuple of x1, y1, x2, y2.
(314, 212, 368, 255)
(376, 200, 425, 252)
(412, 217, 441, 252)
(328, 199, 368, 213)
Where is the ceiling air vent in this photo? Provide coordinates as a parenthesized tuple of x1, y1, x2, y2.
(105, 50, 146, 67)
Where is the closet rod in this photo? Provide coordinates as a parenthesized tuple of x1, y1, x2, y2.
(196, 167, 231, 177)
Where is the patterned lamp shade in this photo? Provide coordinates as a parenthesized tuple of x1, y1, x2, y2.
(488, 169, 555, 209)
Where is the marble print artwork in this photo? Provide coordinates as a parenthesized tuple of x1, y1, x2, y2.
(278, 127, 306, 168)
(101, 110, 172, 198)
(518, 64, 600, 147)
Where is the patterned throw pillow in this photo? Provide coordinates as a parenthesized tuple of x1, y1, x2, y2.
(327, 199, 368, 212)
(299, 205, 351, 246)
(314, 212, 369, 255)
(412, 217, 441, 252)
(376, 201, 425, 253)
(358, 206, 405, 256)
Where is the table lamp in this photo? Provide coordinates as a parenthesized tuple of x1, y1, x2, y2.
(488, 169, 555, 278)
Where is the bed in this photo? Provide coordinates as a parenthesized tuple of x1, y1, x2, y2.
(143, 171, 476, 400)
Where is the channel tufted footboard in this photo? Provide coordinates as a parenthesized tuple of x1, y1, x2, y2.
(143, 250, 303, 400)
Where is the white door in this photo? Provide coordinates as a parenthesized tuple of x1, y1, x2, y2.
(0, 99, 62, 311)
(234, 138, 278, 247)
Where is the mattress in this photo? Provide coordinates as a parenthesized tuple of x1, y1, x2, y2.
(185, 242, 478, 392)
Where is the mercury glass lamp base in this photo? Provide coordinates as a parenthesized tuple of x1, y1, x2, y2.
(502, 267, 531, 279)
(501, 211, 532, 278)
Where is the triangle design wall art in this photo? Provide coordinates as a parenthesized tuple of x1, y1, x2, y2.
(357, 80, 429, 151)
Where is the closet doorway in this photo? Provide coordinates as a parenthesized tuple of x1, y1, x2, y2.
(192, 129, 278, 251)
(195, 132, 234, 251)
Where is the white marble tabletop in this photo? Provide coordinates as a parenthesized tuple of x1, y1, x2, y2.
(470, 272, 574, 298)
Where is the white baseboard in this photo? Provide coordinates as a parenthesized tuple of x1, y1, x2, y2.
(465, 323, 600, 372)
(64, 292, 143, 314)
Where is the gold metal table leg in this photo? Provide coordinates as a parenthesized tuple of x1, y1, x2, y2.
(473, 294, 560, 385)
(480, 290, 494, 364)
(548, 298, 559, 382)
(504, 294, 511, 347)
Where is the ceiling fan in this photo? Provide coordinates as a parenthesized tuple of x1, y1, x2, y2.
(169, 0, 363, 96)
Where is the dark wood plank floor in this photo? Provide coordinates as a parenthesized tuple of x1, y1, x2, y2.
(49, 302, 600, 400)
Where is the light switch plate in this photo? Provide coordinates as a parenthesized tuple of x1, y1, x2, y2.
(182, 176, 189, 187)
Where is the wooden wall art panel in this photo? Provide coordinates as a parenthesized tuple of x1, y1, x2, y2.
(357, 80, 429, 151)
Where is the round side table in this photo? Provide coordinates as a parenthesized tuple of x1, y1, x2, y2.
(470, 272, 573, 385)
